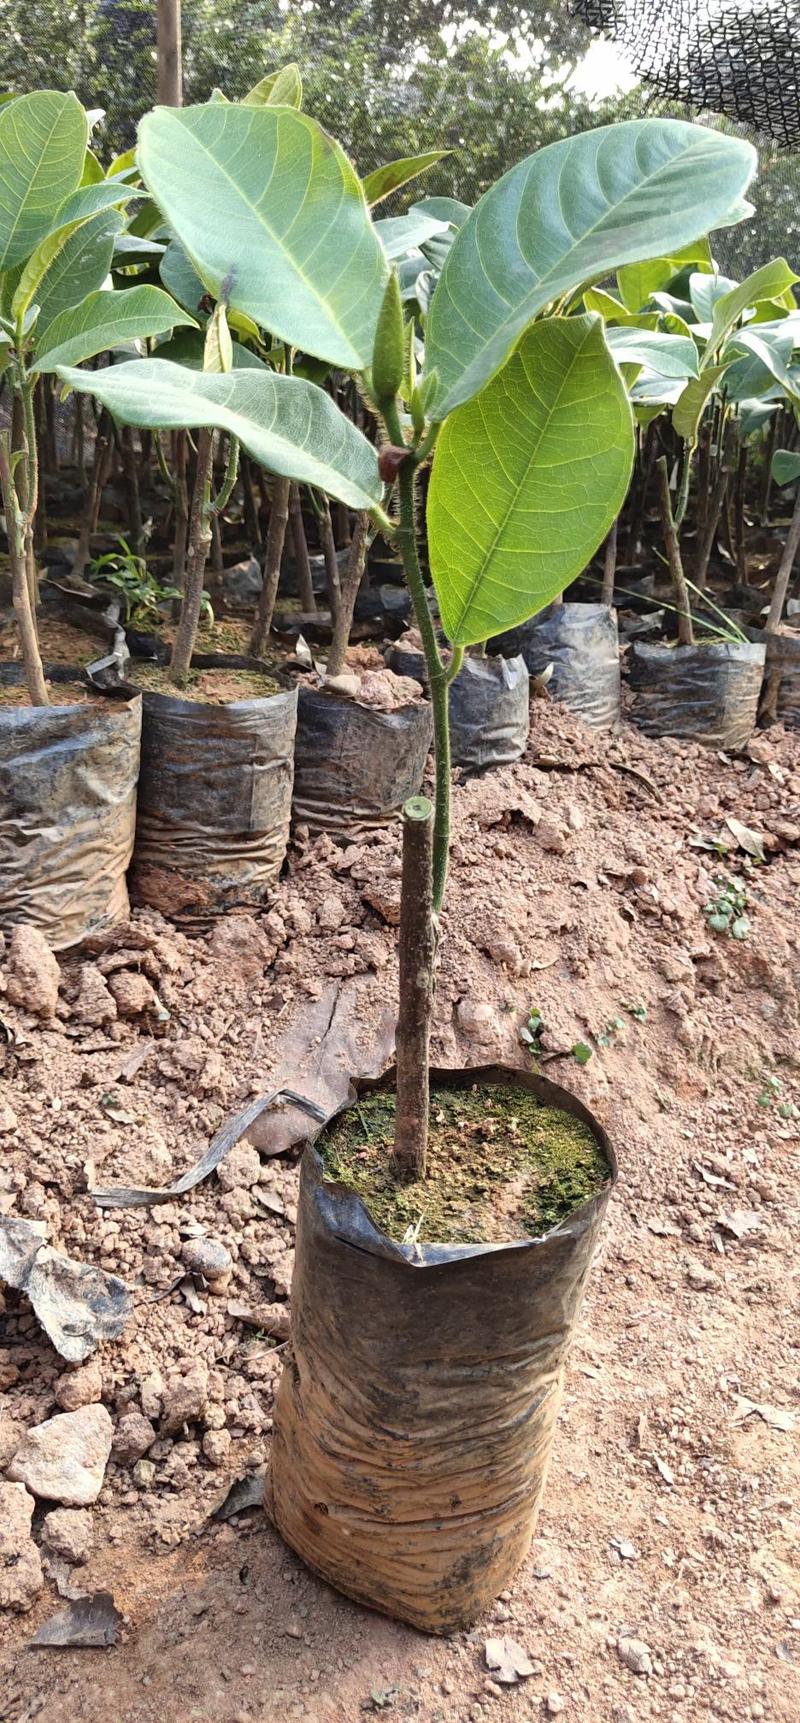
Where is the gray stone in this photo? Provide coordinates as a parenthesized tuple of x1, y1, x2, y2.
(7, 1404, 113, 1506)
(112, 1411, 156, 1466)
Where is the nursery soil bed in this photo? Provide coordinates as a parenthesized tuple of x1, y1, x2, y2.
(128, 663, 283, 703)
(322, 1081, 608, 1243)
(0, 614, 103, 667)
(0, 676, 104, 708)
(1, 698, 798, 1721)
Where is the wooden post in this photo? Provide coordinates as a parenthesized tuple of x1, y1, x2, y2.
(157, 0, 182, 107)
(393, 796, 435, 1181)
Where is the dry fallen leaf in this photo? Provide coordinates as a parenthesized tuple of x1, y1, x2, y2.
(733, 1397, 796, 1433)
(718, 1209, 761, 1241)
(654, 1455, 675, 1485)
(723, 816, 766, 862)
(484, 1635, 535, 1684)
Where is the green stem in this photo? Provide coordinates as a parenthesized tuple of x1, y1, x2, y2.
(674, 440, 693, 531)
(444, 644, 464, 685)
(212, 434, 240, 514)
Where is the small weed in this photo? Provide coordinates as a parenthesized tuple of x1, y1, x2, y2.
(572, 1041, 593, 1066)
(596, 1015, 624, 1048)
(519, 1007, 545, 1052)
(89, 535, 214, 631)
(622, 1000, 648, 1023)
(756, 1073, 799, 1118)
(704, 874, 750, 940)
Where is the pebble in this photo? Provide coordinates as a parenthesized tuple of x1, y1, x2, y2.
(182, 1237, 233, 1291)
(160, 1360, 209, 1435)
(41, 1506, 93, 1565)
(217, 1143, 262, 1191)
(0, 1483, 43, 1611)
(55, 1360, 104, 1412)
(202, 1428, 231, 1467)
(132, 1458, 156, 1487)
(617, 1635, 653, 1677)
(7, 1404, 113, 1506)
(71, 965, 117, 1026)
(113, 1411, 157, 1465)
(546, 1697, 566, 1716)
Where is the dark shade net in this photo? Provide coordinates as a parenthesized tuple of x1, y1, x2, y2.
(573, 1, 800, 146)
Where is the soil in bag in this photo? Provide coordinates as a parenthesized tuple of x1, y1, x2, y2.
(628, 639, 765, 749)
(387, 645, 529, 769)
(0, 666, 141, 950)
(268, 1063, 615, 1635)
(750, 626, 800, 729)
(492, 602, 621, 729)
(126, 653, 297, 918)
(292, 681, 432, 839)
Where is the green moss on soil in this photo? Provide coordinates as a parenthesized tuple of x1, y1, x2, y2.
(321, 1082, 610, 1246)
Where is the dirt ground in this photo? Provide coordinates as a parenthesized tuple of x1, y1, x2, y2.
(1, 697, 799, 1723)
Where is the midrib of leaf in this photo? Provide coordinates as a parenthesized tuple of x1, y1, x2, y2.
(445, 322, 599, 635)
(157, 111, 367, 362)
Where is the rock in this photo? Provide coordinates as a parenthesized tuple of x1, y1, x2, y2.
(0, 1099, 18, 1134)
(139, 1371, 164, 1421)
(71, 965, 117, 1026)
(546, 1698, 566, 1716)
(0, 1483, 44, 1611)
(324, 672, 360, 698)
(132, 1458, 156, 1488)
(534, 819, 567, 856)
(456, 998, 502, 1044)
(617, 1635, 653, 1676)
(112, 1411, 156, 1466)
(5, 925, 61, 1021)
(206, 915, 276, 980)
(316, 893, 347, 932)
(217, 1143, 261, 1191)
(160, 1361, 209, 1436)
(685, 1259, 721, 1291)
(107, 970, 165, 1021)
(0, 1414, 24, 1468)
(202, 1428, 231, 1467)
(7, 1404, 113, 1506)
(55, 1360, 104, 1412)
(226, 1300, 290, 1340)
(181, 1237, 233, 1291)
(41, 1507, 93, 1565)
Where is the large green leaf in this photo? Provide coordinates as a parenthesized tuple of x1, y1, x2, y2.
(424, 119, 755, 419)
(49, 181, 135, 228)
(0, 90, 87, 270)
(773, 449, 800, 486)
(159, 239, 206, 314)
(34, 209, 123, 341)
(34, 287, 197, 372)
(154, 327, 268, 370)
(137, 104, 389, 368)
(427, 315, 634, 646)
(605, 326, 699, 378)
(363, 153, 449, 209)
(723, 326, 797, 401)
(56, 359, 382, 511)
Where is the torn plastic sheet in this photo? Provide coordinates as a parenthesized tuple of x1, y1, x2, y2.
(91, 1087, 329, 1209)
(0, 1218, 131, 1364)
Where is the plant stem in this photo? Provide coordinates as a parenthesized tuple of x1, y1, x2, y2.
(395, 454, 450, 912)
(327, 511, 368, 676)
(250, 474, 290, 654)
(74, 409, 113, 579)
(601, 516, 618, 605)
(289, 482, 315, 610)
(169, 426, 213, 686)
(118, 424, 143, 555)
(673, 442, 692, 531)
(0, 431, 48, 705)
(393, 795, 434, 1179)
(765, 478, 800, 633)
(212, 434, 240, 514)
(21, 375, 40, 607)
(656, 455, 694, 647)
(173, 429, 189, 591)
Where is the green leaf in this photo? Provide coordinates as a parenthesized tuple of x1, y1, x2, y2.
(424, 119, 755, 417)
(362, 153, 449, 209)
(33, 287, 197, 373)
(616, 239, 712, 312)
(32, 209, 123, 342)
(688, 270, 736, 322)
(137, 104, 388, 368)
(107, 147, 138, 180)
(412, 195, 471, 228)
(724, 326, 797, 401)
(81, 148, 104, 186)
(427, 315, 634, 647)
(56, 359, 382, 511)
(242, 65, 303, 109)
(672, 366, 732, 443)
(154, 328, 268, 371)
(203, 300, 233, 374)
(772, 449, 800, 486)
(159, 239, 206, 314)
(572, 1041, 593, 1066)
(709, 259, 800, 352)
(0, 90, 87, 270)
(11, 218, 87, 322)
(605, 326, 699, 379)
(374, 212, 448, 261)
(51, 181, 135, 227)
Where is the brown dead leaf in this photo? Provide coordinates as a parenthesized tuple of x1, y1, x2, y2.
(733, 1397, 796, 1433)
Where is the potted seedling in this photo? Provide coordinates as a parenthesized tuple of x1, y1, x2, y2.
(267, 120, 758, 1631)
(624, 261, 793, 748)
(0, 90, 190, 946)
